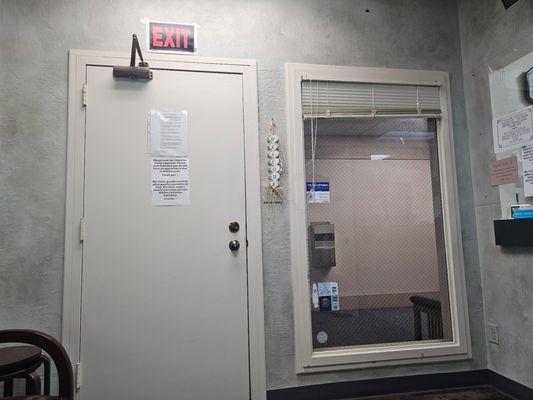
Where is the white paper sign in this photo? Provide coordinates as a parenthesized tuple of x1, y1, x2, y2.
(522, 146, 533, 198)
(312, 283, 319, 309)
(151, 158, 190, 206)
(149, 110, 188, 156)
(317, 282, 338, 296)
(317, 282, 331, 297)
(493, 106, 533, 153)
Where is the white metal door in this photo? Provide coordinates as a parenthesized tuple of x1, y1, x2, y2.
(79, 65, 249, 400)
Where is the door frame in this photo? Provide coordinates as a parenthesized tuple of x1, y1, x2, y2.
(63, 49, 266, 399)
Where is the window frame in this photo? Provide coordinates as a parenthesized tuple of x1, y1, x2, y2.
(285, 63, 471, 373)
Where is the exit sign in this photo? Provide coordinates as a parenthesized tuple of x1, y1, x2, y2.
(147, 21, 197, 54)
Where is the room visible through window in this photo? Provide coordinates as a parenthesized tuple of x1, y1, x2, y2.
(305, 117, 453, 350)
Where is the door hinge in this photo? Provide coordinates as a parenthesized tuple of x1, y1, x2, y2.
(75, 362, 82, 390)
(82, 84, 88, 107)
(79, 218, 86, 242)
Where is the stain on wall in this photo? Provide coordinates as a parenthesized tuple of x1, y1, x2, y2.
(0, 0, 484, 390)
(458, 0, 533, 389)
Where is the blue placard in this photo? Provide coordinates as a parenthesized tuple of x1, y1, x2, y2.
(513, 209, 533, 219)
(306, 182, 329, 192)
(307, 181, 331, 203)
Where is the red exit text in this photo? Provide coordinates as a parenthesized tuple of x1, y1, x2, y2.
(148, 21, 196, 53)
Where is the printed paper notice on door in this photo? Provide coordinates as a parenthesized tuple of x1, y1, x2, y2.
(493, 106, 533, 153)
(522, 146, 533, 198)
(149, 110, 188, 156)
(151, 158, 190, 206)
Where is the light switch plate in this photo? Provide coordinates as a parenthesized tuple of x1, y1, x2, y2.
(488, 323, 499, 345)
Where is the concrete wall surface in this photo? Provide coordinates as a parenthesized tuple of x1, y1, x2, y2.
(458, 0, 533, 389)
(0, 0, 485, 390)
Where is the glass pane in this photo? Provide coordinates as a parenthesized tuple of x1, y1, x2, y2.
(304, 117, 453, 350)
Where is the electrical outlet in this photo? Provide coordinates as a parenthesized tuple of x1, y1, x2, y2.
(488, 323, 499, 345)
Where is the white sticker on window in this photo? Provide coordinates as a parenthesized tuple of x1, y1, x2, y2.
(317, 331, 328, 344)
(317, 282, 331, 297)
(317, 282, 340, 311)
(312, 283, 319, 309)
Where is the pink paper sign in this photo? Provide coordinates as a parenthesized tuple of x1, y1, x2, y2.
(490, 155, 519, 186)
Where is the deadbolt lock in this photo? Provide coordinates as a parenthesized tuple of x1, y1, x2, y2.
(229, 222, 240, 233)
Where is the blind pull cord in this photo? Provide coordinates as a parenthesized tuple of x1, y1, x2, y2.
(371, 87, 377, 117)
(416, 87, 422, 115)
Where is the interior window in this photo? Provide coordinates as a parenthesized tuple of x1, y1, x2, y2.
(305, 117, 453, 350)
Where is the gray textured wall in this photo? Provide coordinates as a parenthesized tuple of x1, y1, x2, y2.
(0, 0, 485, 390)
(458, 0, 533, 389)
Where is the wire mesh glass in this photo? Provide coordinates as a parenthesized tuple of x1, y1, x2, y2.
(304, 117, 453, 350)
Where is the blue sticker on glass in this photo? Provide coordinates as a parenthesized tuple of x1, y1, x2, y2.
(306, 181, 330, 203)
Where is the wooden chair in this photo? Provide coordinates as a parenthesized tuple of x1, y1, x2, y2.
(0, 345, 51, 396)
(410, 296, 443, 340)
(0, 330, 73, 400)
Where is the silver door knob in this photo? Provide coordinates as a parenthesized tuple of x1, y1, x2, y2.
(229, 240, 240, 251)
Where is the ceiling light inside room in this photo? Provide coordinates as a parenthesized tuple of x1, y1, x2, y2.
(370, 154, 391, 161)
